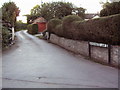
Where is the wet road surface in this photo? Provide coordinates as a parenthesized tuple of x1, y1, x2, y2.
(2, 30, 118, 88)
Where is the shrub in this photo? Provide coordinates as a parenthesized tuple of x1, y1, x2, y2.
(27, 24, 38, 35)
(50, 14, 120, 45)
(32, 24, 38, 34)
(27, 24, 32, 34)
(62, 15, 83, 39)
(62, 15, 83, 29)
(47, 18, 62, 34)
(48, 14, 120, 45)
(55, 24, 64, 37)
(15, 22, 27, 31)
(2, 26, 12, 48)
(75, 14, 120, 45)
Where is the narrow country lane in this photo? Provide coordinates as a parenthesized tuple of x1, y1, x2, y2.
(2, 30, 118, 88)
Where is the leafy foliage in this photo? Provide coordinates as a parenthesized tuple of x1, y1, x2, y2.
(2, 26, 12, 49)
(15, 20, 27, 31)
(55, 24, 64, 37)
(26, 2, 86, 23)
(62, 15, 83, 39)
(47, 15, 83, 39)
(1, 2, 20, 26)
(47, 18, 62, 33)
(100, 1, 120, 17)
(1, 2, 20, 49)
(40, 3, 55, 21)
(72, 8, 86, 19)
(31, 2, 74, 21)
(48, 14, 120, 45)
(30, 5, 41, 16)
(27, 24, 38, 35)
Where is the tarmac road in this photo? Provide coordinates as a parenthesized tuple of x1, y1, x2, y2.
(2, 30, 118, 88)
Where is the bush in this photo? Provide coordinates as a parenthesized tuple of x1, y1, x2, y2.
(15, 22, 27, 31)
(62, 15, 83, 39)
(2, 26, 12, 48)
(75, 14, 120, 45)
(27, 24, 32, 34)
(48, 14, 120, 45)
(27, 24, 38, 35)
(55, 24, 64, 37)
(47, 18, 62, 34)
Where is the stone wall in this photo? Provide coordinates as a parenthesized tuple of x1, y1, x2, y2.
(50, 34, 89, 56)
(111, 46, 119, 66)
(91, 46, 108, 63)
(50, 34, 120, 67)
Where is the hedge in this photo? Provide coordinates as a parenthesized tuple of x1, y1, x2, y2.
(47, 15, 83, 38)
(55, 24, 64, 37)
(62, 15, 83, 39)
(2, 26, 12, 48)
(75, 14, 120, 45)
(16, 22, 27, 31)
(27, 24, 38, 35)
(47, 14, 120, 45)
(47, 18, 62, 34)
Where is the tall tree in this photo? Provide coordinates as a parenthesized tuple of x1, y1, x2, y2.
(30, 5, 41, 16)
(72, 7, 86, 19)
(28, 2, 86, 22)
(100, 1, 120, 17)
(39, 2, 74, 20)
(1, 2, 20, 27)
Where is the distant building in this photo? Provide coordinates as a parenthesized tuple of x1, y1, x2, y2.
(33, 17, 47, 33)
(92, 15, 100, 19)
(33, 17, 46, 24)
(85, 13, 100, 19)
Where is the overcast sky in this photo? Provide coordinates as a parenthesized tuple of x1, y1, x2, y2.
(0, 0, 113, 22)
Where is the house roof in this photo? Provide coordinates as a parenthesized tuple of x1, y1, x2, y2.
(33, 17, 46, 24)
(92, 15, 100, 19)
(85, 13, 99, 19)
